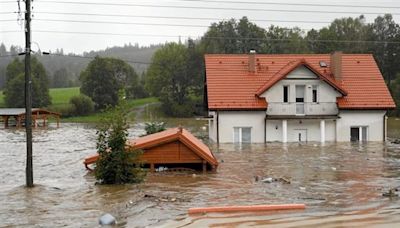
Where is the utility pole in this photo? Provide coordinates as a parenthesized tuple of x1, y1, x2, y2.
(25, 0, 33, 187)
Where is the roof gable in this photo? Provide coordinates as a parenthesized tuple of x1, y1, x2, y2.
(128, 128, 218, 166)
(255, 59, 347, 96)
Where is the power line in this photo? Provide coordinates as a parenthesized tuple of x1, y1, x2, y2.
(36, 1, 397, 15)
(3, 29, 400, 45)
(35, 11, 332, 24)
(34, 18, 209, 28)
(173, 0, 400, 9)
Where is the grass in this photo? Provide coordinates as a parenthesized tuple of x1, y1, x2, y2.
(0, 90, 4, 108)
(63, 97, 159, 123)
(48, 87, 80, 109)
(0, 87, 159, 123)
(0, 87, 80, 109)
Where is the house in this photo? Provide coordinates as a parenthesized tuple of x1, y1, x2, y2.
(84, 127, 218, 172)
(204, 51, 396, 143)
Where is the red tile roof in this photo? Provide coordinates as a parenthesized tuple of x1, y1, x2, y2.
(127, 127, 218, 166)
(84, 127, 218, 167)
(205, 54, 395, 110)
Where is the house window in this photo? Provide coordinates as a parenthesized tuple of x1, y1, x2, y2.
(234, 127, 251, 143)
(312, 85, 318, 103)
(350, 126, 368, 142)
(283, 86, 289, 103)
(295, 85, 305, 102)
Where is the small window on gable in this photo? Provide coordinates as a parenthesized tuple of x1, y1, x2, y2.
(312, 85, 318, 103)
(283, 85, 289, 103)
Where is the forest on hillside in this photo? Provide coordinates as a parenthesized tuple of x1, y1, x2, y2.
(0, 43, 161, 89)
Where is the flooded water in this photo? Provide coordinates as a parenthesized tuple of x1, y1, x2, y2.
(0, 118, 399, 227)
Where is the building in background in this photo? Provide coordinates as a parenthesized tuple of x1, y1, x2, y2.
(205, 51, 395, 143)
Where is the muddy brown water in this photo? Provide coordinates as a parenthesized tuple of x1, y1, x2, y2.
(0, 119, 400, 227)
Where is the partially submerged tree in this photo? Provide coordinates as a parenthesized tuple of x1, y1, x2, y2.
(95, 94, 145, 184)
(144, 121, 166, 135)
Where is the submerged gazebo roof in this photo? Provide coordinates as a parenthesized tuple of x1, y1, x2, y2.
(0, 108, 61, 128)
(0, 108, 60, 116)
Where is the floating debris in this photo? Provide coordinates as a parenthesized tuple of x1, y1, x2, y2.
(382, 188, 399, 197)
(99, 213, 116, 226)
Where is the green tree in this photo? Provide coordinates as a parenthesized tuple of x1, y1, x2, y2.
(95, 95, 145, 184)
(265, 26, 308, 54)
(52, 67, 69, 88)
(80, 56, 139, 110)
(4, 57, 51, 107)
(145, 43, 201, 117)
(69, 94, 94, 116)
(200, 17, 266, 54)
(369, 14, 400, 87)
(307, 16, 370, 54)
(0, 43, 6, 55)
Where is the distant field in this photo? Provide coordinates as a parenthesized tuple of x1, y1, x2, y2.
(49, 87, 80, 109)
(0, 87, 80, 109)
(0, 90, 4, 108)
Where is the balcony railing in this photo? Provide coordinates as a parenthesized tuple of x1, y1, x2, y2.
(267, 102, 338, 116)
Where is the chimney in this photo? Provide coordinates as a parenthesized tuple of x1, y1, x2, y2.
(330, 51, 343, 81)
(248, 49, 256, 73)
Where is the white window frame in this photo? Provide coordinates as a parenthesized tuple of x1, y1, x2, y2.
(233, 127, 252, 143)
(350, 126, 369, 142)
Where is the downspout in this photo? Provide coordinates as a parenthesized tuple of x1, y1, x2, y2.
(216, 110, 219, 144)
(384, 112, 387, 142)
(264, 114, 267, 144)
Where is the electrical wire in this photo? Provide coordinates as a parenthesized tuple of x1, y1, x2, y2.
(34, 11, 332, 24)
(36, 1, 397, 15)
(172, 0, 400, 9)
(3, 29, 400, 45)
(34, 18, 209, 28)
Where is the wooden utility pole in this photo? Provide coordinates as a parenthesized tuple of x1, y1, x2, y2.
(25, 0, 33, 187)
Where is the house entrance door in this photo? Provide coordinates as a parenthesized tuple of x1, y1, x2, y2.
(293, 129, 307, 142)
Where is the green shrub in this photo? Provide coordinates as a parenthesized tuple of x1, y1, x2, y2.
(95, 94, 146, 184)
(69, 94, 94, 116)
(144, 122, 166, 135)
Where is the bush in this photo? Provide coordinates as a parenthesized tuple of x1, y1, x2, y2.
(69, 94, 94, 116)
(144, 122, 166, 135)
(95, 94, 146, 184)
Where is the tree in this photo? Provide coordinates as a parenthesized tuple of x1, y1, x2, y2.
(369, 14, 400, 87)
(200, 17, 266, 54)
(69, 94, 94, 116)
(52, 67, 69, 88)
(95, 95, 145, 184)
(145, 43, 202, 117)
(0, 43, 6, 56)
(4, 57, 51, 107)
(80, 56, 139, 110)
(307, 16, 370, 54)
(265, 26, 308, 54)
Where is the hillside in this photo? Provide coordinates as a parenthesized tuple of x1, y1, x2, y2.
(0, 43, 161, 89)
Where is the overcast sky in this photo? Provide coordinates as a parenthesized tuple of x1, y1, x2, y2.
(1, 0, 400, 54)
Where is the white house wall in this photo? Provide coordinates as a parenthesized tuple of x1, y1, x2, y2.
(266, 119, 335, 142)
(208, 111, 217, 142)
(218, 111, 265, 143)
(261, 67, 342, 103)
(336, 110, 386, 141)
